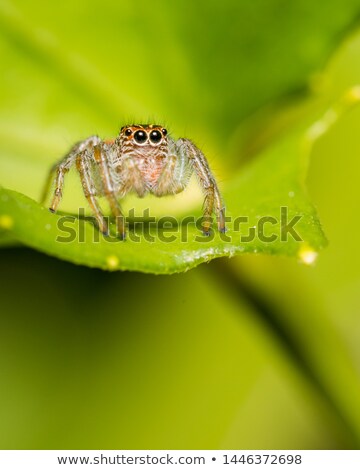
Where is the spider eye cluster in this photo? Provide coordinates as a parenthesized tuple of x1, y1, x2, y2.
(123, 126, 168, 144)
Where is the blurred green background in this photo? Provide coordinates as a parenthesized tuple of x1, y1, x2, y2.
(0, 0, 360, 449)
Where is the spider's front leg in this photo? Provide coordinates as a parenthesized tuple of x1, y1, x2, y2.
(152, 154, 188, 196)
(42, 135, 112, 236)
(41, 135, 101, 212)
(93, 144, 126, 239)
(176, 138, 225, 235)
(76, 149, 109, 235)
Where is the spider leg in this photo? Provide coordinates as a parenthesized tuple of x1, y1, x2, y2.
(176, 138, 225, 234)
(41, 162, 59, 205)
(152, 155, 179, 195)
(151, 155, 192, 196)
(93, 144, 126, 239)
(76, 150, 109, 235)
(118, 157, 146, 198)
(45, 157, 73, 212)
(152, 139, 192, 196)
(42, 136, 101, 212)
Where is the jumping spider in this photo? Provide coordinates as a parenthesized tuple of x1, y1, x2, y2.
(42, 124, 225, 239)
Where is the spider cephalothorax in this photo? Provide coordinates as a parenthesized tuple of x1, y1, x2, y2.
(42, 124, 225, 239)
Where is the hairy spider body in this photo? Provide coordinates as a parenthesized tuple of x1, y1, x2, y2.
(42, 125, 225, 239)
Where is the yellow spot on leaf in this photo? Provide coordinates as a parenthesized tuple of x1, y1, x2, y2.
(298, 244, 318, 265)
(106, 255, 119, 270)
(0, 215, 14, 230)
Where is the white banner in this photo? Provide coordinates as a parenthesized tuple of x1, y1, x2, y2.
(0, 450, 359, 469)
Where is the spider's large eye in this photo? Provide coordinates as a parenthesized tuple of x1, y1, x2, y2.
(134, 130, 147, 143)
(125, 128, 132, 136)
(149, 130, 162, 143)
